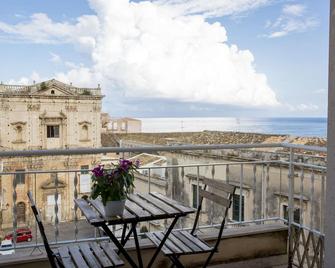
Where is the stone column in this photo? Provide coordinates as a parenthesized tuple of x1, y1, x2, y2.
(325, 0, 335, 267)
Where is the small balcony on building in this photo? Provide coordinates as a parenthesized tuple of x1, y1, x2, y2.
(0, 143, 326, 267)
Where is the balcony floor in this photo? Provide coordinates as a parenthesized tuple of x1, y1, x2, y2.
(209, 254, 287, 268)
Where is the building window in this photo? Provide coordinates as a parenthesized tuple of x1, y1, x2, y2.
(112, 122, 118, 130)
(17, 202, 26, 222)
(15, 126, 23, 141)
(51, 90, 55, 94)
(283, 205, 300, 224)
(47, 125, 59, 138)
(121, 122, 126, 131)
(46, 194, 62, 222)
(232, 194, 245, 221)
(80, 165, 91, 193)
(80, 125, 89, 140)
(15, 169, 25, 185)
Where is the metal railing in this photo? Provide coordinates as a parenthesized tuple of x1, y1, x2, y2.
(0, 143, 326, 267)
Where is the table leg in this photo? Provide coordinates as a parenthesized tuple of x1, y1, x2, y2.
(147, 216, 180, 268)
(121, 223, 127, 245)
(101, 224, 139, 268)
(118, 223, 132, 254)
(132, 223, 143, 268)
(122, 226, 134, 246)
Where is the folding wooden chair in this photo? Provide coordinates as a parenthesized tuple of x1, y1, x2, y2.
(146, 178, 235, 268)
(27, 191, 124, 268)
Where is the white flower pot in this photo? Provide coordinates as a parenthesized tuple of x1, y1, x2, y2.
(103, 200, 126, 217)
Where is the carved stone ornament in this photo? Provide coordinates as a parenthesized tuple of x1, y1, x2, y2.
(27, 103, 41, 111)
(65, 105, 78, 112)
(0, 102, 10, 111)
(78, 121, 92, 126)
(10, 121, 27, 126)
(41, 176, 66, 189)
(93, 104, 101, 112)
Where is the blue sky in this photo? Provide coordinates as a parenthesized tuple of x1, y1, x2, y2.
(0, 0, 329, 118)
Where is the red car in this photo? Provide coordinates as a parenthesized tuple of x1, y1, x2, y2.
(5, 228, 32, 243)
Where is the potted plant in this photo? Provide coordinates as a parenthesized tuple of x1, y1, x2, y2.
(90, 159, 140, 217)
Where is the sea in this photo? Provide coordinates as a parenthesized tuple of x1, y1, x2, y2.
(138, 117, 327, 138)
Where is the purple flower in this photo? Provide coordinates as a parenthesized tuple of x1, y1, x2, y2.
(92, 165, 104, 177)
(119, 159, 132, 171)
(135, 159, 140, 168)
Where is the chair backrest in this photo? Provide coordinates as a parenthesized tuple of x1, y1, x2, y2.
(191, 178, 235, 249)
(27, 191, 59, 268)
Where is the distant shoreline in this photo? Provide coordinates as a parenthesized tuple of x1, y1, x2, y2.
(102, 130, 327, 148)
(136, 117, 327, 138)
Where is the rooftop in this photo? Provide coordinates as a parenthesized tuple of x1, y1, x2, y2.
(0, 79, 102, 97)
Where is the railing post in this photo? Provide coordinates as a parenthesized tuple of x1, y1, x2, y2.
(288, 148, 295, 267)
(148, 168, 151, 193)
(239, 164, 243, 223)
(12, 172, 17, 248)
(326, 1, 335, 267)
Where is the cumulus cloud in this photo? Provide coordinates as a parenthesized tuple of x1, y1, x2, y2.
(1, 0, 279, 107)
(266, 4, 318, 38)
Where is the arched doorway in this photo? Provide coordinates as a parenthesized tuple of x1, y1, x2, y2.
(17, 202, 26, 223)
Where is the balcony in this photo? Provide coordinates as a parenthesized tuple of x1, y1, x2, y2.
(0, 143, 326, 267)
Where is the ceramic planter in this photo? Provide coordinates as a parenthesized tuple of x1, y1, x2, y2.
(103, 200, 126, 217)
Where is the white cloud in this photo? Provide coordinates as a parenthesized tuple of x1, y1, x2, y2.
(153, 0, 272, 18)
(7, 71, 44, 85)
(49, 52, 61, 63)
(282, 4, 305, 17)
(286, 103, 319, 112)
(266, 4, 318, 38)
(0, 13, 99, 51)
(313, 88, 326, 94)
(55, 66, 99, 88)
(65, 61, 78, 69)
(1, 0, 279, 107)
(297, 104, 319, 112)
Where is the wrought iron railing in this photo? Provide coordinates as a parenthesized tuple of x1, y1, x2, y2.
(0, 143, 326, 267)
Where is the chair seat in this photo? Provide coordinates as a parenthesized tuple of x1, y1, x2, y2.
(56, 242, 124, 268)
(146, 230, 213, 256)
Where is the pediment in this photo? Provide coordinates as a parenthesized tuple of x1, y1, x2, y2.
(79, 121, 92, 125)
(33, 79, 77, 96)
(39, 111, 67, 120)
(10, 121, 27, 126)
(36, 85, 76, 96)
(41, 177, 66, 189)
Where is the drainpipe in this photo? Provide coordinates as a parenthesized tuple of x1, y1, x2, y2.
(325, 0, 335, 267)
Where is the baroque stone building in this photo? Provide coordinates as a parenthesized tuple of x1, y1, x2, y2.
(0, 79, 103, 229)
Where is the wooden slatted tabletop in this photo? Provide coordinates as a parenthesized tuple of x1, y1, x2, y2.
(75, 192, 195, 226)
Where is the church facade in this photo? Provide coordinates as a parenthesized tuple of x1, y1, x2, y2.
(0, 79, 103, 229)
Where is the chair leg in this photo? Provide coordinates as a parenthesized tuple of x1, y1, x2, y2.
(170, 255, 184, 268)
(202, 251, 216, 268)
(170, 254, 181, 268)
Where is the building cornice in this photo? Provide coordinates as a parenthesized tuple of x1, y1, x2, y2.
(0, 93, 104, 100)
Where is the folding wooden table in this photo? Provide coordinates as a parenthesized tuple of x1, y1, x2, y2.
(75, 192, 195, 268)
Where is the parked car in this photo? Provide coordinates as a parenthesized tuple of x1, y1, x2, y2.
(5, 228, 32, 243)
(0, 239, 15, 255)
